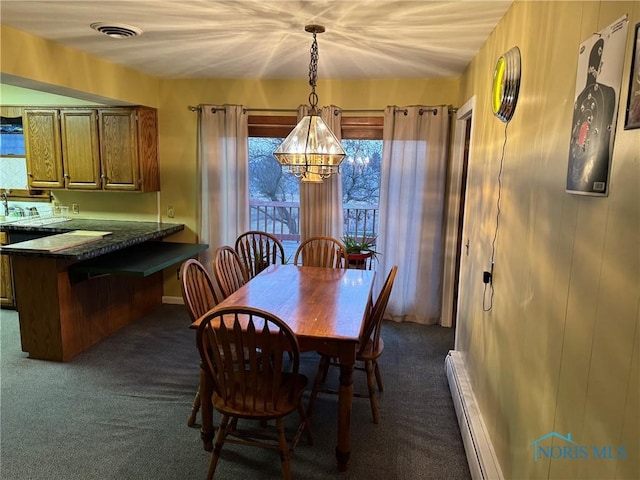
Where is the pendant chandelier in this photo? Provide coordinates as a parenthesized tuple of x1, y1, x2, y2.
(273, 25, 346, 183)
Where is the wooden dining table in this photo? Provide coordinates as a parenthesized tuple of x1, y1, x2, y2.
(190, 264, 375, 472)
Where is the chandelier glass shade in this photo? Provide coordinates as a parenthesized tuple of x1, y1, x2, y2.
(273, 25, 345, 182)
(273, 114, 345, 181)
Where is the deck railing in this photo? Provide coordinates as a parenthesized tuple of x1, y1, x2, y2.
(250, 200, 378, 242)
(250, 200, 300, 241)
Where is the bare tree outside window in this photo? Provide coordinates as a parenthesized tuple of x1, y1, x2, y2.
(341, 139, 382, 239)
(248, 116, 382, 245)
(248, 137, 298, 202)
(248, 137, 300, 238)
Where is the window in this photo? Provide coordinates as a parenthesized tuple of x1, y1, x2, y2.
(0, 115, 28, 191)
(0, 116, 25, 156)
(339, 116, 383, 240)
(248, 116, 300, 241)
(0, 107, 50, 200)
(248, 114, 383, 243)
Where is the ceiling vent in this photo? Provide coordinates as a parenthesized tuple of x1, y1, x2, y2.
(90, 22, 142, 39)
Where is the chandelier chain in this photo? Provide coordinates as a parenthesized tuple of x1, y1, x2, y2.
(308, 33, 319, 111)
(273, 24, 345, 183)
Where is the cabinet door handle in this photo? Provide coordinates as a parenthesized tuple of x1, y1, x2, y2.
(63, 173, 70, 178)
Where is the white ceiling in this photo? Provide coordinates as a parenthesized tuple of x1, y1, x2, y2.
(0, 0, 512, 80)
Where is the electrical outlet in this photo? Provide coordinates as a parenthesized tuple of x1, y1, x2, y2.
(167, 205, 175, 218)
(72, 203, 79, 214)
(483, 263, 495, 284)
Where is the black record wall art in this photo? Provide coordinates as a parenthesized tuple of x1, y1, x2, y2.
(566, 15, 628, 196)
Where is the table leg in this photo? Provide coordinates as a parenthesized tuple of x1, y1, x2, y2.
(199, 365, 214, 452)
(336, 346, 356, 471)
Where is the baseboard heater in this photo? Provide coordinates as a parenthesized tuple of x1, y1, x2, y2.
(445, 350, 504, 480)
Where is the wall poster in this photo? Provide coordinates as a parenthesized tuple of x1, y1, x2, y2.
(566, 15, 628, 196)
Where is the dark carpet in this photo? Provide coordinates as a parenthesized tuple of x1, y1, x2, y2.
(0, 304, 470, 480)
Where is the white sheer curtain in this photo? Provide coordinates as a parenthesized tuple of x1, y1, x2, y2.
(198, 105, 249, 270)
(376, 105, 449, 325)
(299, 105, 344, 242)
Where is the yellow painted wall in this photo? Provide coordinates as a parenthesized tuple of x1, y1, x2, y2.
(0, 25, 159, 107)
(456, 1, 639, 478)
(0, 84, 100, 106)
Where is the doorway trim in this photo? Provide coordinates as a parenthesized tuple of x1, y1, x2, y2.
(441, 96, 475, 335)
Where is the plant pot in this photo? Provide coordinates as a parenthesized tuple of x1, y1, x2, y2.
(347, 251, 374, 269)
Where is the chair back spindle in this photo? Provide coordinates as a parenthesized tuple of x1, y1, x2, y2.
(294, 236, 348, 268)
(213, 246, 249, 299)
(197, 307, 301, 416)
(235, 231, 286, 279)
(180, 259, 221, 321)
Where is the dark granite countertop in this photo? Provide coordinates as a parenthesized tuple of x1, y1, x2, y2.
(0, 219, 184, 260)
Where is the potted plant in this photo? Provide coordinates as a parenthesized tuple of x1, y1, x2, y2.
(342, 234, 380, 269)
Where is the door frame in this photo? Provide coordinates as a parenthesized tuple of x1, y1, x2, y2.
(441, 96, 475, 340)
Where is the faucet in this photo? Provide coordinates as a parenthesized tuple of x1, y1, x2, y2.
(1, 192, 8, 216)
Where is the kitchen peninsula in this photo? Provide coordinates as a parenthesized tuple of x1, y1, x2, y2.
(1, 219, 206, 361)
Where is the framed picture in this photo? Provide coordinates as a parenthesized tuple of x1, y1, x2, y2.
(624, 22, 640, 129)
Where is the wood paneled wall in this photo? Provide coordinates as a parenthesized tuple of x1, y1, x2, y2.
(456, 2, 639, 479)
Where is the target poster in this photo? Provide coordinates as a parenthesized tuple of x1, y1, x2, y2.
(566, 15, 628, 196)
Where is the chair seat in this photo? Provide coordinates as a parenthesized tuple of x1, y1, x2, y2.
(213, 373, 308, 420)
(358, 337, 384, 361)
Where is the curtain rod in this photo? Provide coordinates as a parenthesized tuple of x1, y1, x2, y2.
(188, 105, 457, 115)
(188, 106, 297, 113)
(338, 107, 457, 115)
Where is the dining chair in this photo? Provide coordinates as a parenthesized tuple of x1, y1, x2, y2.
(307, 265, 398, 423)
(212, 246, 249, 299)
(293, 236, 348, 268)
(180, 258, 221, 427)
(196, 306, 313, 480)
(235, 230, 285, 280)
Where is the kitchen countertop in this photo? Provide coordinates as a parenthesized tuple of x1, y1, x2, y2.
(0, 219, 184, 260)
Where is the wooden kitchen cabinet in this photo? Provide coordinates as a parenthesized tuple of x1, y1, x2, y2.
(61, 109, 101, 189)
(23, 106, 159, 192)
(0, 232, 14, 308)
(99, 107, 159, 192)
(23, 109, 65, 189)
